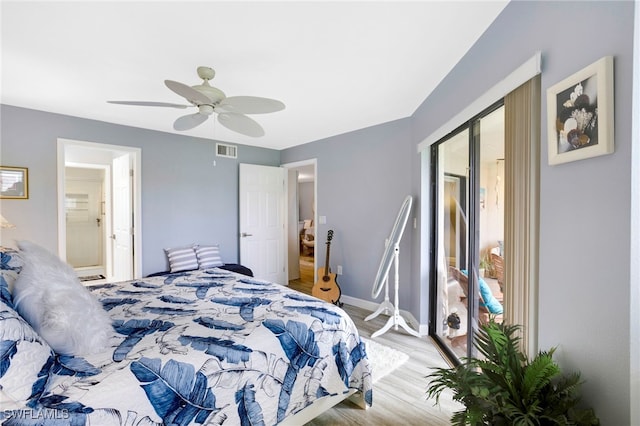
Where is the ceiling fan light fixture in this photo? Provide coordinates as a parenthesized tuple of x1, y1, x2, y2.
(198, 104, 215, 115)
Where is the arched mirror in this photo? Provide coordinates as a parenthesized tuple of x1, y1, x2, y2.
(367, 195, 420, 338)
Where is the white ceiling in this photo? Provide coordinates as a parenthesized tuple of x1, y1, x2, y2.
(1, 1, 509, 150)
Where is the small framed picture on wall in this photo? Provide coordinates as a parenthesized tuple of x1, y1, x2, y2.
(0, 166, 29, 199)
(546, 56, 614, 165)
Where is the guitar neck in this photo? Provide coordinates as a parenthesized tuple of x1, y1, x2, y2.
(324, 242, 331, 276)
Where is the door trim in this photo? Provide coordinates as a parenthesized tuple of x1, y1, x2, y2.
(56, 139, 142, 279)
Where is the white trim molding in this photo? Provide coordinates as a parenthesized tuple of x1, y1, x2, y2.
(417, 51, 542, 153)
(630, 3, 640, 425)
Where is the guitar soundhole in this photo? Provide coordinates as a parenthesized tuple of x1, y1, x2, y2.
(322, 276, 330, 282)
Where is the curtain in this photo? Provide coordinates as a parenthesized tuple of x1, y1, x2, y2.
(504, 75, 541, 356)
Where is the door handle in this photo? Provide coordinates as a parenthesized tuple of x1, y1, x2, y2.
(241, 232, 253, 237)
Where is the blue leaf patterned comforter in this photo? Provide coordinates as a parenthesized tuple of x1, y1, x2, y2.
(7, 269, 372, 425)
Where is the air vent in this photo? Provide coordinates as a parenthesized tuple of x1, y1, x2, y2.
(216, 143, 238, 159)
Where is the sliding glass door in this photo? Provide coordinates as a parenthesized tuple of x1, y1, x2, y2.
(429, 102, 505, 362)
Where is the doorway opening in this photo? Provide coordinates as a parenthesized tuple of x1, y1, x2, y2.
(65, 166, 107, 280)
(283, 160, 317, 294)
(57, 139, 142, 282)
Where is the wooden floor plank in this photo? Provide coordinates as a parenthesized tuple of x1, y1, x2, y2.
(289, 258, 460, 425)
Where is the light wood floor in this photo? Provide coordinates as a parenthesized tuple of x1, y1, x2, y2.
(289, 256, 460, 425)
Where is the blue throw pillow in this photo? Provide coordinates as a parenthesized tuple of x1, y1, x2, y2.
(1, 247, 23, 307)
(460, 269, 503, 314)
(478, 277, 503, 314)
(0, 297, 55, 405)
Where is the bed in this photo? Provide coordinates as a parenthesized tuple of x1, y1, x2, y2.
(0, 246, 372, 425)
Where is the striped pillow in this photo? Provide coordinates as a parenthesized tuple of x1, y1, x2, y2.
(164, 245, 198, 272)
(194, 244, 224, 269)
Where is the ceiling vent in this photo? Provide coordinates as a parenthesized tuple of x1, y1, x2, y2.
(216, 143, 237, 159)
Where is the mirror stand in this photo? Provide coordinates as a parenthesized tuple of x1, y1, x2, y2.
(366, 245, 420, 338)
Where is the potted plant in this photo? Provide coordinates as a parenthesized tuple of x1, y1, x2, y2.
(426, 320, 599, 425)
(479, 256, 489, 278)
(479, 251, 495, 278)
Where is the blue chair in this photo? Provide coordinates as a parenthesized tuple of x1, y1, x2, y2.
(448, 266, 503, 324)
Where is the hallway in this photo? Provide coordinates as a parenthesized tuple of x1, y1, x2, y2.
(288, 255, 314, 294)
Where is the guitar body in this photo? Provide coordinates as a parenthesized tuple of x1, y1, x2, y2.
(311, 230, 342, 305)
(312, 267, 341, 305)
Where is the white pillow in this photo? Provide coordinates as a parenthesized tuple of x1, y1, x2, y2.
(194, 244, 224, 269)
(164, 245, 199, 272)
(12, 240, 112, 356)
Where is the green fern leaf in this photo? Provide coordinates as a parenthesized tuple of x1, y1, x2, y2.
(522, 351, 560, 401)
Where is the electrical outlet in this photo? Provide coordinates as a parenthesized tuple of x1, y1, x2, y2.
(337, 265, 343, 275)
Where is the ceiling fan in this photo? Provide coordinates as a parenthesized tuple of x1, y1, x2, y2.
(108, 66, 285, 137)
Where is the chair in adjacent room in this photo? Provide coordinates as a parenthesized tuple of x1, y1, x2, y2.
(448, 266, 503, 325)
(491, 252, 504, 293)
(300, 221, 315, 256)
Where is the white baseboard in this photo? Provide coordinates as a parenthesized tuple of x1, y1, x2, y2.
(340, 295, 428, 336)
(74, 265, 106, 278)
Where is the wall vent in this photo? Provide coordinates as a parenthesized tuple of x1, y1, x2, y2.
(216, 143, 238, 159)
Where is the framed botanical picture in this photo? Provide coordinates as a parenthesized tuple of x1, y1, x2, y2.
(546, 56, 614, 165)
(0, 166, 28, 199)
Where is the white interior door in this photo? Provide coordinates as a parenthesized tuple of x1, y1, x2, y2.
(112, 153, 133, 281)
(65, 178, 104, 269)
(239, 163, 286, 284)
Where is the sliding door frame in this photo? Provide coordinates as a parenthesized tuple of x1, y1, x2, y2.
(428, 100, 505, 362)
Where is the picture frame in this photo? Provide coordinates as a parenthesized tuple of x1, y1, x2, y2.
(546, 56, 614, 165)
(0, 166, 29, 199)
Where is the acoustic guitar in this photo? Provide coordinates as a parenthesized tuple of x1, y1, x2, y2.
(312, 230, 342, 306)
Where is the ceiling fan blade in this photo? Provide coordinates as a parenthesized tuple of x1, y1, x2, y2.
(107, 100, 189, 109)
(173, 112, 209, 131)
(165, 80, 212, 105)
(218, 96, 285, 114)
(217, 113, 265, 137)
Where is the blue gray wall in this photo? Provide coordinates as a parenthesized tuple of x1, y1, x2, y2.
(298, 181, 314, 222)
(281, 118, 415, 309)
(283, 1, 636, 423)
(0, 105, 280, 275)
(410, 2, 635, 424)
